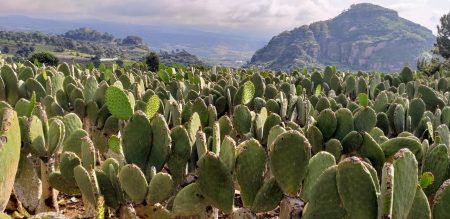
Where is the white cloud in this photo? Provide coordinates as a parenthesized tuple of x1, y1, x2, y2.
(0, 0, 448, 34)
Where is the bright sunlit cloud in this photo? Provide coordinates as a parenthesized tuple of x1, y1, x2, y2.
(0, 0, 448, 34)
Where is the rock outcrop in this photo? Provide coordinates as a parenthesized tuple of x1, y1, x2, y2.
(248, 3, 435, 72)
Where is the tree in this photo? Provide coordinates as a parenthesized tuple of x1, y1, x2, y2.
(2, 46, 9, 54)
(28, 52, 59, 66)
(145, 52, 160, 72)
(436, 12, 450, 59)
(90, 55, 101, 68)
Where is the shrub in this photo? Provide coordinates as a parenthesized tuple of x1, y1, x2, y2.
(29, 52, 59, 66)
(145, 52, 160, 73)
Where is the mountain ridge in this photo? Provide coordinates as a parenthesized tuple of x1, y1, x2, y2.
(247, 3, 435, 72)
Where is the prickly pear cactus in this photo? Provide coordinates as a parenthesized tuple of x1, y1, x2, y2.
(105, 85, 134, 120)
(336, 157, 378, 219)
(122, 112, 152, 172)
(146, 172, 173, 205)
(433, 179, 450, 219)
(301, 151, 336, 202)
(235, 139, 266, 208)
(167, 126, 191, 185)
(269, 130, 311, 196)
(391, 148, 418, 219)
(233, 104, 252, 135)
(354, 107, 377, 132)
(302, 166, 345, 219)
(172, 183, 210, 217)
(119, 164, 148, 204)
(197, 152, 234, 213)
(316, 109, 337, 140)
(0, 108, 21, 211)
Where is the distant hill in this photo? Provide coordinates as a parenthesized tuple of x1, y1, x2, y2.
(247, 3, 436, 72)
(0, 15, 266, 67)
(63, 27, 117, 43)
(160, 50, 206, 67)
(0, 29, 206, 67)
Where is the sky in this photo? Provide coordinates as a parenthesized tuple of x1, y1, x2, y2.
(0, 0, 449, 35)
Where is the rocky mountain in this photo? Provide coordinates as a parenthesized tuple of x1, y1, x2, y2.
(247, 3, 435, 72)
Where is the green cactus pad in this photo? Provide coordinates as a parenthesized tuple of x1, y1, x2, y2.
(233, 104, 252, 135)
(341, 131, 363, 154)
(197, 152, 234, 213)
(267, 125, 286, 151)
(235, 139, 266, 208)
(324, 139, 342, 161)
(62, 129, 88, 157)
(95, 169, 121, 209)
(46, 118, 65, 156)
(251, 177, 284, 213)
(263, 113, 282, 144)
(359, 132, 385, 174)
(306, 125, 324, 154)
(148, 114, 171, 172)
(187, 112, 202, 144)
(354, 107, 377, 132)
(399, 67, 414, 83)
(122, 112, 152, 172)
(409, 98, 425, 131)
(192, 98, 209, 127)
(316, 109, 337, 140)
(418, 85, 445, 112)
(301, 151, 336, 202)
(393, 104, 405, 134)
(235, 80, 255, 105)
(144, 95, 160, 119)
(81, 136, 96, 171)
(147, 172, 173, 205)
(433, 179, 450, 219)
(27, 115, 47, 158)
(105, 86, 134, 120)
(0, 109, 21, 211)
(219, 136, 236, 174)
(302, 166, 345, 219)
(380, 137, 422, 159)
(334, 108, 354, 141)
(407, 188, 431, 219)
(336, 157, 378, 219)
(422, 144, 449, 196)
(251, 73, 265, 98)
(1, 65, 19, 105)
(269, 130, 311, 196)
(172, 183, 209, 217)
(392, 149, 418, 219)
(74, 165, 99, 207)
(118, 164, 148, 204)
(62, 113, 83, 140)
(167, 126, 191, 185)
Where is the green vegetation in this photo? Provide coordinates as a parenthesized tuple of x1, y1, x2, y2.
(0, 29, 206, 68)
(0, 50, 450, 218)
(144, 52, 160, 73)
(28, 52, 59, 66)
(1, 6, 450, 218)
(437, 12, 450, 59)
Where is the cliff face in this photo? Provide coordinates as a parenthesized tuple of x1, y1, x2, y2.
(248, 3, 435, 72)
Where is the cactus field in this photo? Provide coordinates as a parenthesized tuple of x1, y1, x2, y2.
(2, 56, 450, 219)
